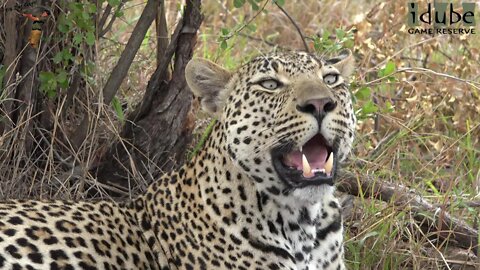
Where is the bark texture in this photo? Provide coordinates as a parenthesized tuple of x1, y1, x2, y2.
(94, 0, 203, 192)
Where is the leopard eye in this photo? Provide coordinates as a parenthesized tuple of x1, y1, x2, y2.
(323, 74, 339, 85)
(259, 79, 280, 90)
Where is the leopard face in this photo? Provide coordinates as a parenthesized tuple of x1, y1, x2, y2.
(186, 50, 356, 203)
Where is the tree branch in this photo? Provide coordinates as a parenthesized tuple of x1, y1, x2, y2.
(338, 170, 479, 254)
(94, 0, 203, 192)
(71, 0, 158, 149)
(101, 0, 158, 104)
(274, 2, 309, 52)
(155, 0, 168, 66)
(100, 1, 126, 37)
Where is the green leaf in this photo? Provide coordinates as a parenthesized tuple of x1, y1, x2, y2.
(57, 15, 71, 33)
(85, 32, 95, 46)
(336, 28, 346, 40)
(221, 28, 230, 36)
(107, 0, 121, 6)
(141, 28, 150, 48)
(39, 71, 55, 83)
(62, 49, 73, 62)
(73, 34, 83, 45)
(39, 71, 57, 98)
(233, 0, 246, 8)
(355, 87, 371, 101)
(87, 3, 97, 13)
(246, 23, 257, 32)
(387, 76, 396, 83)
(58, 23, 69, 33)
(53, 52, 63, 64)
(379, 60, 396, 77)
(384, 61, 396, 76)
(220, 40, 228, 50)
(56, 71, 68, 88)
(322, 30, 331, 41)
(248, 0, 259, 10)
(114, 10, 124, 17)
(46, 88, 57, 98)
(384, 100, 395, 113)
(111, 97, 125, 122)
(81, 11, 90, 20)
(274, 0, 285, 6)
(361, 100, 378, 114)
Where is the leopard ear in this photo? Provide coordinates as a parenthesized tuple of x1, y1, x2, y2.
(185, 58, 232, 115)
(326, 49, 355, 78)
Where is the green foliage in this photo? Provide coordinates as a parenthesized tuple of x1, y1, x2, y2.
(217, 0, 268, 52)
(39, 0, 127, 120)
(111, 97, 125, 122)
(354, 86, 371, 100)
(39, 72, 57, 98)
(353, 60, 398, 120)
(234, 0, 246, 8)
(53, 49, 73, 65)
(312, 27, 355, 53)
(40, 1, 102, 99)
(39, 70, 70, 98)
(378, 60, 396, 83)
(107, 0, 121, 5)
(273, 0, 285, 6)
(141, 28, 151, 49)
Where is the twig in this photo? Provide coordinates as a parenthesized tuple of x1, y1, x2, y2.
(273, 2, 309, 52)
(223, 0, 269, 42)
(367, 36, 438, 72)
(338, 170, 479, 254)
(399, 67, 480, 90)
(362, 67, 480, 91)
(100, 1, 126, 37)
(97, 3, 112, 34)
(101, 0, 158, 104)
(238, 33, 277, 47)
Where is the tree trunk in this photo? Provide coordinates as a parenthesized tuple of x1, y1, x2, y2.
(94, 0, 203, 193)
(70, 0, 159, 150)
(1, 0, 39, 160)
(1, 0, 21, 135)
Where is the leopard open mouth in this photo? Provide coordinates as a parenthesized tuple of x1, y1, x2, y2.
(271, 134, 337, 188)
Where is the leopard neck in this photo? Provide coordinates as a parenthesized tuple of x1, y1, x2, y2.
(185, 122, 338, 249)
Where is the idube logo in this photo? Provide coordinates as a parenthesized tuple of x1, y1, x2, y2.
(407, 2, 476, 35)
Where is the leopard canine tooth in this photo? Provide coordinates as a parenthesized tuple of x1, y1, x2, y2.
(324, 152, 333, 176)
(302, 154, 314, 178)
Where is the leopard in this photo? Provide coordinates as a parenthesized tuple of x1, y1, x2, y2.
(0, 49, 356, 270)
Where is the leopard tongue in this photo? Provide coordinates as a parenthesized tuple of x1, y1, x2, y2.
(282, 140, 329, 179)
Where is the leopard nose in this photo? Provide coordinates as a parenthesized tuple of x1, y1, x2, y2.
(296, 97, 337, 118)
